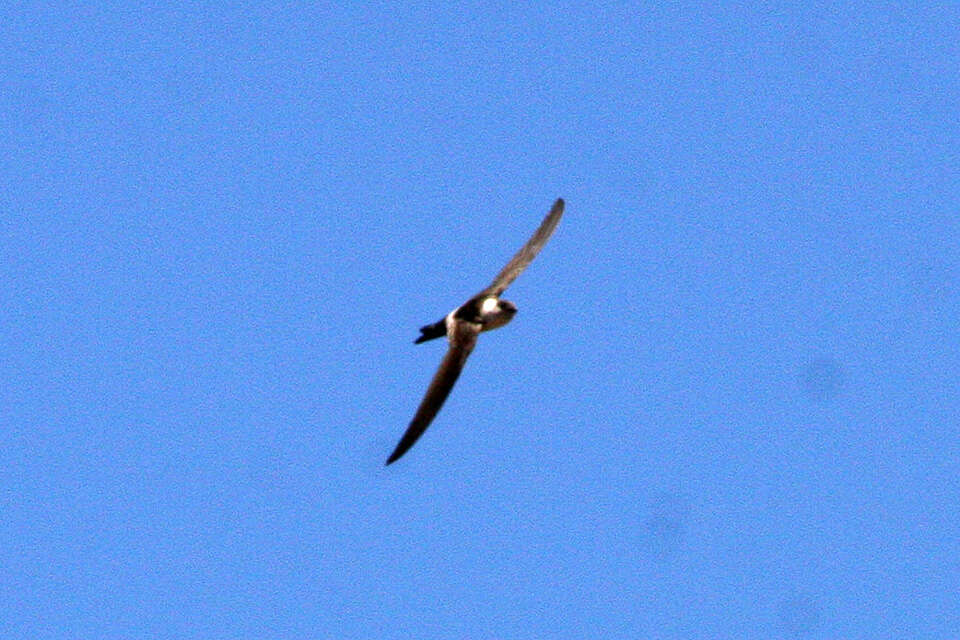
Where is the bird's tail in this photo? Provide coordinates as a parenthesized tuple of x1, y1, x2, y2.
(414, 319, 446, 344)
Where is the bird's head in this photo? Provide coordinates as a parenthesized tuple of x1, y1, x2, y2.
(498, 299, 517, 315)
(480, 297, 517, 332)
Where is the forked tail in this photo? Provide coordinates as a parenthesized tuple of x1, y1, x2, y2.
(414, 319, 446, 344)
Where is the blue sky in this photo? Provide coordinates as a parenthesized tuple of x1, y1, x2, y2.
(3, 3, 958, 638)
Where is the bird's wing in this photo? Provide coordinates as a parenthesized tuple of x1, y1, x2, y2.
(385, 321, 481, 465)
(482, 198, 565, 297)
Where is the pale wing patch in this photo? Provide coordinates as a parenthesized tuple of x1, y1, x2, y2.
(444, 310, 457, 341)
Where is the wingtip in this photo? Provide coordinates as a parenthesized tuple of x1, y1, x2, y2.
(385, 445, 405, 465)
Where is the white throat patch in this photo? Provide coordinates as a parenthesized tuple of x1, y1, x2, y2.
(481, 297, 499, 314)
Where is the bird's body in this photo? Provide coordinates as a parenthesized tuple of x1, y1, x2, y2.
(385, 198, 565, 465)
(415, 295, 517, 345)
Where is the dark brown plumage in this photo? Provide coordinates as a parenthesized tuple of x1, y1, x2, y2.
(386, 198, 565, 465)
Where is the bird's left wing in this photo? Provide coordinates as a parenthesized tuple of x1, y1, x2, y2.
(385, 321, 481, 465)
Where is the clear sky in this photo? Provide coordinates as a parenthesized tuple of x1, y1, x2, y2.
(3, 3, 958, 638)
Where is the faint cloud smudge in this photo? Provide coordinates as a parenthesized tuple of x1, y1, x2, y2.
(643, 491, 689, 553)
(798, 357, 845, 404)
(777, 592, 822, 638)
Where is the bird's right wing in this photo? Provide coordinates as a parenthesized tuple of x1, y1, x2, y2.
(482, 198, 565, 297)
(385, 321, 480, 465)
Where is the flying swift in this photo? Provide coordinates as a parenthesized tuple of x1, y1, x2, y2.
(386, 198, 565, 465)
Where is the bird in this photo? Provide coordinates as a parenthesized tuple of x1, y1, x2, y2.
(385, 198, 565, 465)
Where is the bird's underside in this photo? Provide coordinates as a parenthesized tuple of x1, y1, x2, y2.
(385, 198, 564, 465)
